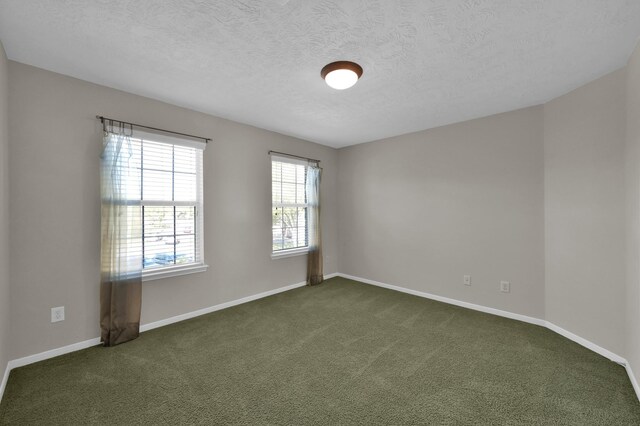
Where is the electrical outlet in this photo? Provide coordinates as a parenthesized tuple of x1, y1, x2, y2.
(500, 281, 510, 293)
(51, 306, 65, 323)
(464, 275, 471, 286)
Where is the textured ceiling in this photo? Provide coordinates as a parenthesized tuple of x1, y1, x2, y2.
(1, 0, 639, 148)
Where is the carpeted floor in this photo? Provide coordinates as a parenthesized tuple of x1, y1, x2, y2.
(1, 277, 639, 425)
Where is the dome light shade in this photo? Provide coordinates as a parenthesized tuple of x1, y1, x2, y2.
(321, 61, 363, 90)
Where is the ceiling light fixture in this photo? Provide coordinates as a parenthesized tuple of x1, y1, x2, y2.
(321, 61, 363, 90)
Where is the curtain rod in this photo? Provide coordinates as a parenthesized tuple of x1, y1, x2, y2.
(96, 116, 211, 143)
(269, 150, 320, 164)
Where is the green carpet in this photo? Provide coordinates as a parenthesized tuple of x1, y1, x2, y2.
(1, 277, 639, 425)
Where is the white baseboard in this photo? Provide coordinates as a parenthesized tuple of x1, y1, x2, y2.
(140, 274, 338, 332)
(7, 338, 102, 371)
(0, 362, 9, 404)
(336, 273, 623, 362)
(544, 321, 626, 365)
(1, 271, 637, 404)
(336, 273, 546, 327)
(626, 363, 640, 403)
(0, 275, 338, 403)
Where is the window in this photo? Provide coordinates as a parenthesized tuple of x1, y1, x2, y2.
(271, 155, 309, 257)
(127, 130, 206, 280)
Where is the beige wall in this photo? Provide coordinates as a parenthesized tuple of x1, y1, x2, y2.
(7, 62, 338, 359)
(626, 42, 640, 387)
(544, 69, 627, 355)
(338, 106, 546, 318)
(0, 42, 10, 378)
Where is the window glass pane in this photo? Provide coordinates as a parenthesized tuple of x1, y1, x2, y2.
(144, 206, 174, 238)
(142, 142, 173, 172)
(272, 207, 284, 251)
(272, 235, 284, 252)
(281, 162, 296, 183)
(296, 165, 306, 184)
(272, 184, 282, 205)
(282, 182, 296, 204)
(176, 207, 195, 236)
(143, 205, 198, 269)
(296, 184, 306, 204)
(297, 208, 307, 247)
(272, 161, 282, 182)
(272, 206, 282, 226)
(174, 173, 196, 201)
(174, 146, 196, 173)
(143, 169, 173, 201)
(280, 206, 304, 250)
(143, 206, 176, 269)
(175, 235, 196, 265)
(144, 237, 177, 269)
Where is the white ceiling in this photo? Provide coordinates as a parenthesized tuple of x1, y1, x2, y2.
(1, 1, 639, 148)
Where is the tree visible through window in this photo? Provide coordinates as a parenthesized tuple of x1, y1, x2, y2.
(272, 156, 308, 253)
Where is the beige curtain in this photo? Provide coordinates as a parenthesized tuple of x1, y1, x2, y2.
(306, 165, 323, 286)
(100, 131, 142, 346)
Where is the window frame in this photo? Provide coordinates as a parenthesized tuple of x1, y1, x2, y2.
(131, 130, 207, 281)
(271, 155, 310, 259)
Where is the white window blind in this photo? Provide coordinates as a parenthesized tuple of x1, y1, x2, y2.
(271, 155, 309, 255)
(118, 130, 206, 278)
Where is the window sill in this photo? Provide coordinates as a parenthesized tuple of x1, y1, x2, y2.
(271, 248, 309, 259)
(142, 263, 208, 282)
